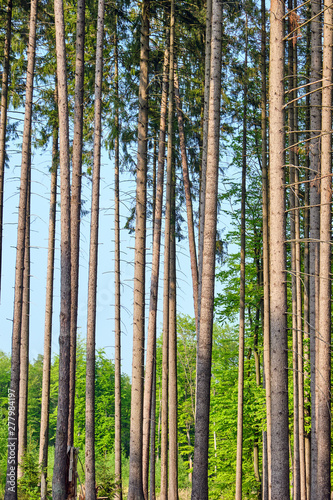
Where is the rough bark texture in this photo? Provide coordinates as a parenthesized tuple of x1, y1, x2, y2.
(4, 0, 37, 496)
(316, 2, 332, 497)
(0, 0, 12, 296)
(127, 1, 149, 498)
(39, 132, 58, 500)
(52, 0, 72, 495)
(268, 1, 290, 498)
(142, 43, 168, 500)
(191, 1, 222, 497)
(85, 1, 104, 498)
(68, 0, 85, 449)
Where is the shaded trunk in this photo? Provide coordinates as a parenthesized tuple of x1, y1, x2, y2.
(52, 0, 72, 494)
(4, 0, 37, 496)
(85, 0, 105, 497)
(68, 0, 85, 449)
(127, 0, 149, 497)
(191, 1, 222, 497)
(39, 129, 58, 500)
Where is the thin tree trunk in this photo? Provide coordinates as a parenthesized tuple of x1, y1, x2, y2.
(17, 165, 31, 479)
(114, 15, 122, 500)
(261, 0, 270, 496)
(52, 0, 72, 493)
(235, 17, 247, 499)
(268, 1, 289, 498)
(316, 2, 332, 497)
(168, 169, 178, 500)
(0, 0, 12, 296)
(4, 0, 37, 495)
(127, 0, 149, 497)
(142, 42, 168, 500)
(161, 5, 175, 495)
(68, 0, 85, 449)
(149, 356, 156, 500)
(174, 68, 199, 326)
(309, 1, 321, 496)
(191, 1, 222, 497)
(85, 0, 105, 497)
(39, 128, 58, 500)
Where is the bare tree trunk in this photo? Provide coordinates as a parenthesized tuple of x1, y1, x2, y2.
(191, 1, 222, 497)
(268, 1, 289, 498)
(149, 357, 156, 500)
(0, 0, 12, 296)
(142, 42, 168, 500)
(127, 0, 149, 497)
(17, 165, 31, 479)
(168, 171, 178, 500)
(85, 1, 105, 497)
(309, 1, 321, 496)
(39, 127, 58, 500)
(52, 0, 72, 493)
(174, 69, 198, 326)
(161, 5, 175, 495)
(4, 0, 37, 496)
(316, 2, 332, 497)
(114, 16, 122, 500)
(68, 0, 85, 449)
(235, 18, 247, 499)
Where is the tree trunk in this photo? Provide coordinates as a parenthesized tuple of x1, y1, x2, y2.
(4, 0, 37, 495)
(39, 128, 58, 500)
(191, 1, 222, 497)
(309, 1, 321, 496)
(174, 68, 199, 326)
(17, 165, 31, 479)
(52, 0, 72, 494)
(268, 1, 289, 498)
(68, 0, 85, 449)
(316, 2, 332, 497)
(127, 0, 149, 497)
(0, 0, 12, 296)
(114, 16, 122, 500)
(235, 17, 247, 499)
(85, 0, 105, 497)
(142, 42, 168, 500)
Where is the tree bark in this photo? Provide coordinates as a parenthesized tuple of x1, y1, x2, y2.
(52, 0, 72, 494)
(68, 0, 85, 449)
(39, 128, 58, 500)
(268, 1, 290, 498)
(4, 0, 37, 495)
(316, 2, 332, 497)
(191, 1, 222, 497)
(127, 0, 149, 497)
(85, 0, 105, 497)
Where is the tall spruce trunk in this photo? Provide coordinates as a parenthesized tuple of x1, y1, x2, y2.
(0, 0, 12, 296)
(235, 22, 247, 498)
(4, 0, 37, 496)
(85, 0, 105, 497)
(114, 17, 122, 500)
(39, 128, 58, 500)
(191, 1, 222, 497)
(316, 2, 332, 497)
(127, 1, 149, 498)
(309, 1, 321, 496)
(142, 42, 168, 500)
(68, 0, 85, 449)
(52, 0, 72, 494)
(268, 1, 289, 498)
(17, 167, 31, 479)
(161, 6, 175, 496)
